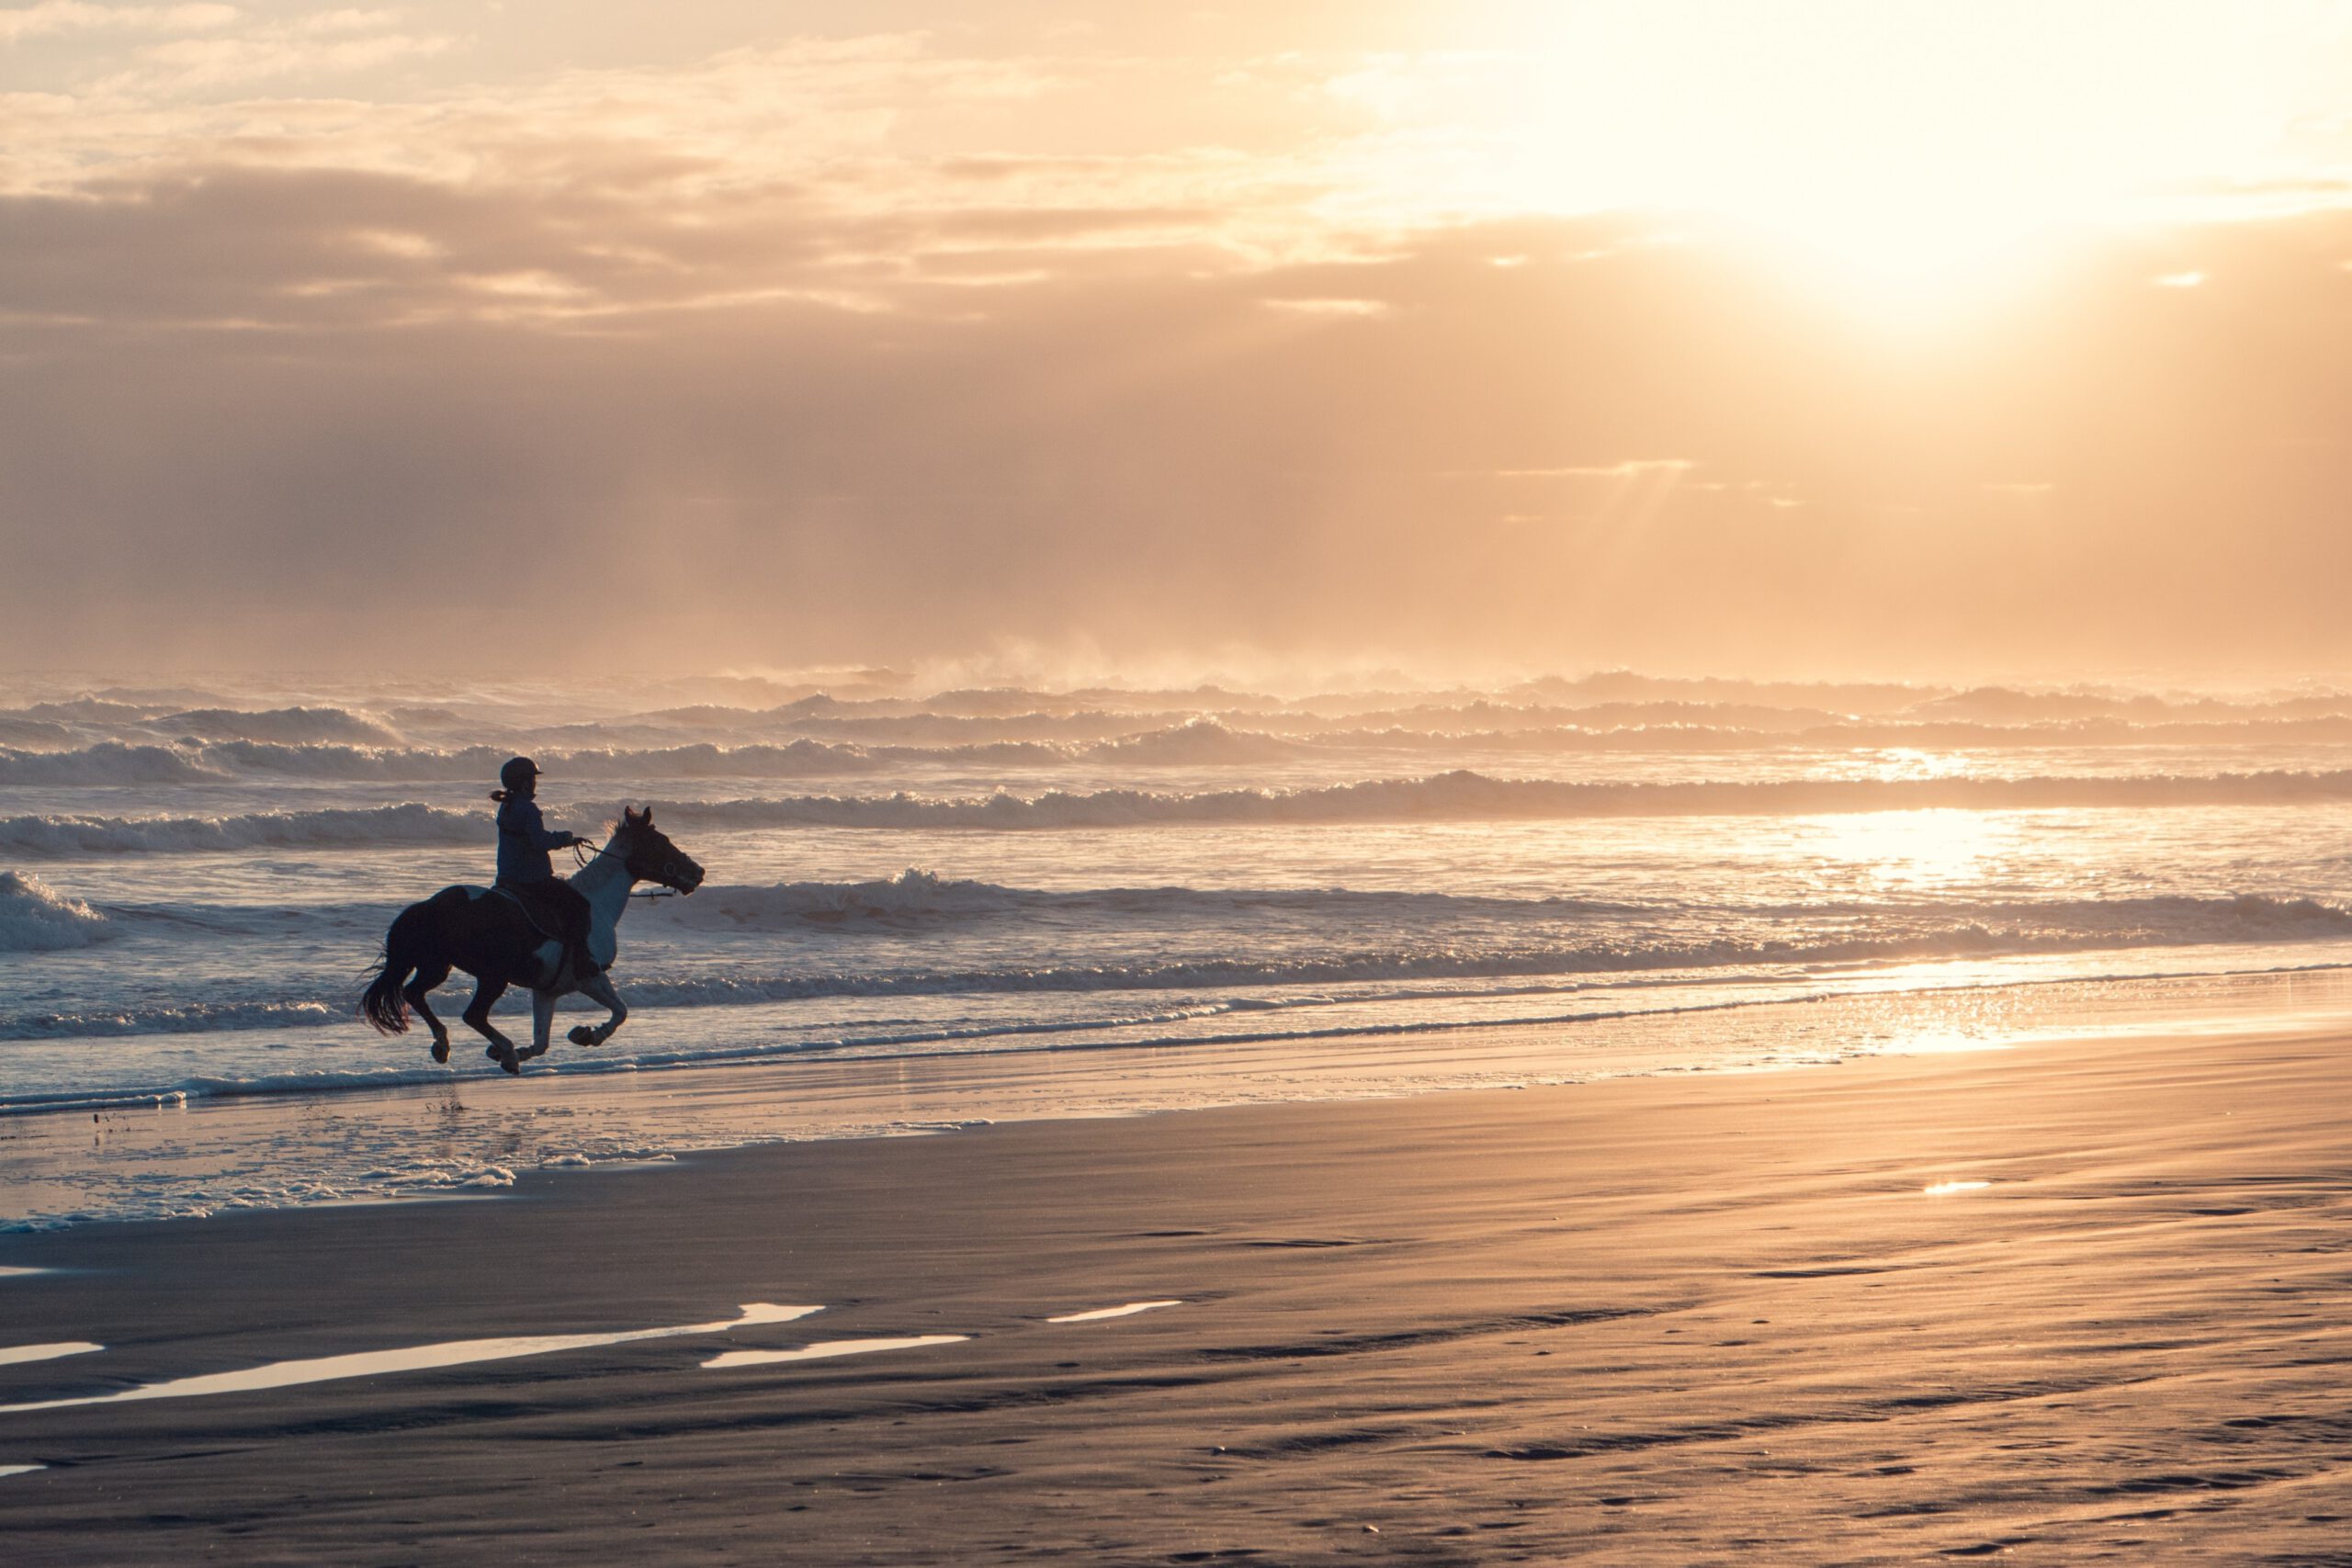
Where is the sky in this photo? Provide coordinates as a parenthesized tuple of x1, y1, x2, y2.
(9, 0, 2352, 682)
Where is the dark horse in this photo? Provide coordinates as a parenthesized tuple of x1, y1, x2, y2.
(360, 807, 705, 1074)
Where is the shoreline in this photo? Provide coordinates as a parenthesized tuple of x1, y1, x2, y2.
(4, 1017, 2350, 1562)
(9, 958, 2352, 1235)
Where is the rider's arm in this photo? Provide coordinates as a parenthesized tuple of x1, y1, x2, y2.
(509, 797, 582, 850)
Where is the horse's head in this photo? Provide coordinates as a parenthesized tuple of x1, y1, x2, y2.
(615, 806, 705, 895)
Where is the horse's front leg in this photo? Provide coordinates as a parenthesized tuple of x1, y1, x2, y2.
(519, 987, 558, 1060)
(567, 972, 628, 1047)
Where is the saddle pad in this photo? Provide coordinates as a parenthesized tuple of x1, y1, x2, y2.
(488, 885, 563, 944)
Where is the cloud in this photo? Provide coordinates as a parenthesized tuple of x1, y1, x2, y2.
(11, 201, 2352, 678)
(1261, 296, 1389, 316)
(293, 8, 400, 37)
(98, 22, 450, 94)
(0, 3, 236, 43)
(0, 28, 1376, 332)
(0, 31, 1368, 288)
(9, 23, 2352, 677)
(1486, 461, 1696, 479)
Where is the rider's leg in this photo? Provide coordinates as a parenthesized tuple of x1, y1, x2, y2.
(406, 960, 454, 1063)
(541, 881, 600, 980)
(461, 976, 521, 1075)
(568, 971, 628, 1047)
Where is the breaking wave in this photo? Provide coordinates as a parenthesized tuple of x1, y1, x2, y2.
(17, 768, 2352, 854)
(657, 869, 1634, 928)
(0, 803, 482, 857)
(142, 706, 404, 746)
(0, 738, 1075, 786)
(0, 717, 76, 750)
(651, 874, 2352, 940)
(1084, 718, 1305, 764)
(17, 709, 2352, 792)
(636, 768, 2352, 829)
(0, 871, 110, 953)
(0, 743, 222, 785)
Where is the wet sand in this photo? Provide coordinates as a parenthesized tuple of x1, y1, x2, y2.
(2, 1026, 2348, 1564)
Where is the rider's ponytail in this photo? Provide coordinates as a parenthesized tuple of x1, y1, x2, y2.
(491, 788, 509, 803)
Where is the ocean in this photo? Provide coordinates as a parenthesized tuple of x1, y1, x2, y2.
(9, 669, 2352, 1228)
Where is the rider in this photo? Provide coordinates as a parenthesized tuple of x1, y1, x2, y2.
(491, 756, 600, 981)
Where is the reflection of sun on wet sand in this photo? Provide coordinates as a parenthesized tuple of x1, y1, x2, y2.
(3, 1021, 2350, 1562)
(704, 1336, 967, 1370)
(0, 1308, 818, 1416)
(1046, 1299, 1183, 1323)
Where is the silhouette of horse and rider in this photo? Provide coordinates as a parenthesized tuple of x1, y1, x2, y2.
(360, 757, 705, 1074)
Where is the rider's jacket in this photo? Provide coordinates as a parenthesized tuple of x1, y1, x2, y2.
(495, 795, 571, 886)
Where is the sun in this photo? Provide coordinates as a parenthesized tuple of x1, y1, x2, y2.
(1474, 0, 2343, 318)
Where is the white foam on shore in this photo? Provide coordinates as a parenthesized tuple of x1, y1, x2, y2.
(0, 1342, 99, 1367)
(704, 1335, 967, 1369)
(1046, 1300, 1182, 1323)
(1924, 1179, 1993, 1196)
(0, 1303, 820, 1415)
(0, 1464, 43, 1478)
(0, 1267, 52, 1279)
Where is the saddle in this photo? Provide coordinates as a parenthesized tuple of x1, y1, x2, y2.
(492, 879, 601, 986)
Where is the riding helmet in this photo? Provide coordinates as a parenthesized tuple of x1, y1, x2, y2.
(499, 756, 542, 793)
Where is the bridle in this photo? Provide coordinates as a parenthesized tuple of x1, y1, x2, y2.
(570, 835, 695, 899)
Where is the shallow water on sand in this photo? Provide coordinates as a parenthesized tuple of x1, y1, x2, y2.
(6, 962, 2350, 1231)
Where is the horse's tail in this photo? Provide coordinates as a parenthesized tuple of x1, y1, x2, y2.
(360, 905, 426, 1035)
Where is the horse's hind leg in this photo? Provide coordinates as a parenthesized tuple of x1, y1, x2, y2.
(461, 976, 521, 1076)
(406, 961, 454, 1064)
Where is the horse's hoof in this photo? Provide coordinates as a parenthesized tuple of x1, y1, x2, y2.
(519, 1043, 548, 1060)
(568, 1025, 596, 1047)
(497, 1050, 520, 1077)
(430, 1040, 450, 1064)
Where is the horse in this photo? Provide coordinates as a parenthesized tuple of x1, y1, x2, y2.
(359, 806, 705, 1074)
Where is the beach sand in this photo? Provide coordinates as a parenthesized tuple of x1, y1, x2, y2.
(2, 1025, 2348, 1564)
